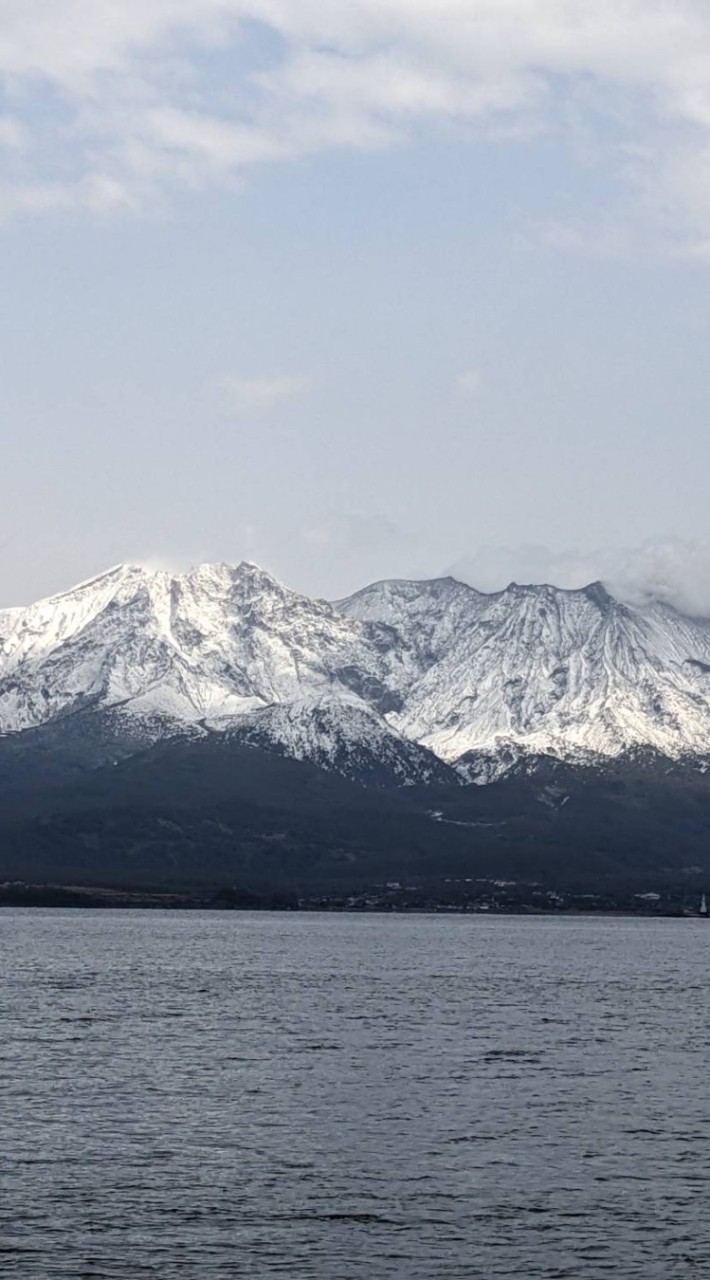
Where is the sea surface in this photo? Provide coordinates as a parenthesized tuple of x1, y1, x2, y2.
(1, 910, 709, 1279)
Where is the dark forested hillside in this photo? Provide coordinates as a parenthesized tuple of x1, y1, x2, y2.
(2, 730, 710, 896)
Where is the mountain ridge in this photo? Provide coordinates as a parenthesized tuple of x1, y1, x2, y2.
(2, 560, 710, 782)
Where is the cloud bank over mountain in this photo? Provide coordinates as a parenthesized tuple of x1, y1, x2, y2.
(447, 539, 710, 619)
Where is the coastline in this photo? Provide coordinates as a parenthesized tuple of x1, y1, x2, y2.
(0, 880, 706, 918)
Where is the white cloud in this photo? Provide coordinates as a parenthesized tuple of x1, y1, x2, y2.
(217, 373, 311, 414)
(456, 369, 483, 394)
(447, 538, 710, 618)
(2, 2, 710, 242)
(0, 117, 26, 150)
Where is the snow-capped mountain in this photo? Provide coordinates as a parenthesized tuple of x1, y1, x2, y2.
(3, 561, 710, 782)
(339, 578, 710, 767)
(0, 561, 434, 784)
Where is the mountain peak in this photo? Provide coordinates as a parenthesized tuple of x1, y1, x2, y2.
(184, 561, 236, 589)
(51, 561, 149, 599)
(235, 559, 280, 581)
(582, 580, 615, 610)
(232, 560, 290, 597)
(4, 559, 710, 779)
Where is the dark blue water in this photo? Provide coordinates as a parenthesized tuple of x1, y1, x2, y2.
(1, 910, 709, 1278)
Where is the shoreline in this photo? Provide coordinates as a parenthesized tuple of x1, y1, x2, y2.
(0, 881, 706, 918)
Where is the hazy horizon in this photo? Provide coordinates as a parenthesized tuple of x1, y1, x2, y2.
(4, 536, 710, 622)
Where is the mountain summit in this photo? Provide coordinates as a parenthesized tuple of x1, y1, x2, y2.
(2, 562, 710, 781)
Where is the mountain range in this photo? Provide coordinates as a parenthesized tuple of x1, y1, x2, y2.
(2, 560, 710, 894)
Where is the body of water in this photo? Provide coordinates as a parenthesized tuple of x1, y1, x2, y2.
(1, 910, 709, 1278)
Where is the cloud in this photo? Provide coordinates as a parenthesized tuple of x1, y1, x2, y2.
(456, 369, 483, 394)
(446, 538, 710, 618)
(217, 373, 311, 415)
(0, 118, 26, 150)
(2, 2, 710, 243)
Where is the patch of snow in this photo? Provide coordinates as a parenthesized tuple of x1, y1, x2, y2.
(3, 563, 710, 781)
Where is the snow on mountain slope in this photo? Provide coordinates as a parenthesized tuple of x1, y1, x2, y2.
(0, 560, 423, 781)
(335, 576, 482, 694)
(0, 560, 379, 726)
(336, 578, 710, 763)
(221, 695, 455, 785)
(3, 562, 710, 780)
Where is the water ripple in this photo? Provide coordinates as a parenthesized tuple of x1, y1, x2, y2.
(1, 910, 710, 1278)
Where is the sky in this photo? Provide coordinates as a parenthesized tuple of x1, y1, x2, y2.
(3, 1, 710, 608)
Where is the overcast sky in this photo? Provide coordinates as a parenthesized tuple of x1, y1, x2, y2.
(3, 1, 710, 607)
